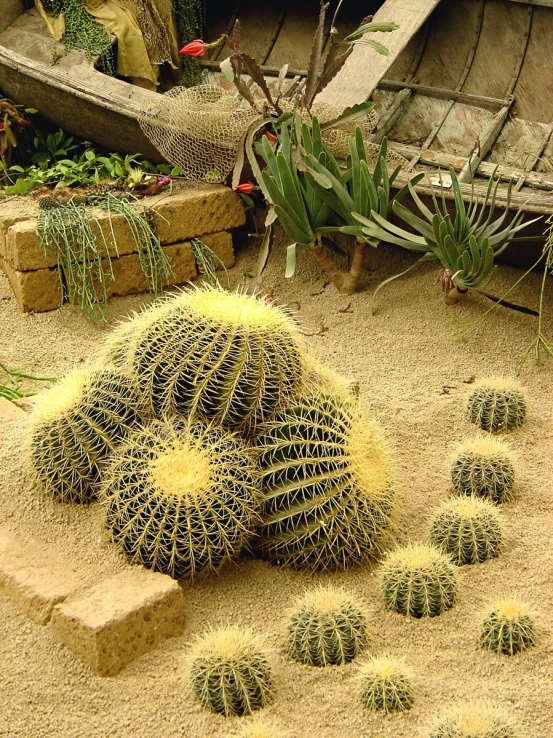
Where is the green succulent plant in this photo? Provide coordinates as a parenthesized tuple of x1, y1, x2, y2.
(429, 497, 503, 565)
(352, 168, 540, 304)
(287, 585, 367, 666)
(429, 703, 519, 738)
(101, 419, 260, 579)
(480, 599, 536, 656)
(30, 366, 140, 503)
(380, 543, 458, 618)
(357, 655, 415, 712)
(451, 436, 516, 504)
(467, 377, 527, 432)
(189, 626, 273, 716)
(255, 390, 395, 570)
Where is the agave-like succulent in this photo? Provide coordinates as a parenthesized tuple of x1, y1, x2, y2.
(351, 168, 540, 303)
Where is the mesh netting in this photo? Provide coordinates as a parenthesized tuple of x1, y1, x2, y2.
(118, 0, 176, 67)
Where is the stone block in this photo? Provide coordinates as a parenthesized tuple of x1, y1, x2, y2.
(0, 197, 38, 257)
(0, 397, 26, 422)
(0, 528, 82, 625)
(202, 231, 235, 269)
(0, 255, 63, 313)
(50, 568, 185, 676)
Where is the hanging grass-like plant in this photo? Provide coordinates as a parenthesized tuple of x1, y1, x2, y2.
(190, 237, 230, 288)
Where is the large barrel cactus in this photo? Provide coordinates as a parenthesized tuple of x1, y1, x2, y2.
(101, 419, 260, 578)
(129, 286, 305, 434)
(30, 367, 140, 503)
(255, 391, 395, 570)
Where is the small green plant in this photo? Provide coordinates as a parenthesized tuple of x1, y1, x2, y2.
(188, 625, 273, 716)
(356, 655, 415, 712)
(451, 436, 516, 504)
(256, 389, 395, 570)
(429, 497, 503, 566)
(287, 585, 367, 666)
(101, 419, 260, 578)
(0, 362, 54, 402)
(428, 703, 519, 738)
(480, 599, 536, 656)
(467, 377, 527, 432)
(353, 168, 540, 305)
(380, 543, 458, 618)
(30, 367, 139, 503)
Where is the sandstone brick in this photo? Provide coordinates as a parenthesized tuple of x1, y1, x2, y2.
(0, 197, 38, 257)
(146, 185, 246, 244)
(0, 397, 26, 422)
(202, 231, 235, 269)
(0, 255, 63, 313)
(50, 568, 185, 676)
(0, 528, 82, 625)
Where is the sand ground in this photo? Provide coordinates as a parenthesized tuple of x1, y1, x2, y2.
(1, 235, 552, 738)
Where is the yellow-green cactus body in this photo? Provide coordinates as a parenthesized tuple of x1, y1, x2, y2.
(255, 391, 395, 570)
(189, 626, 273, 716)
(480, 599, 536, 656)
(30, 367, 140, 503)
(451, 437, 516, 504)
(467, 377, 526, 432)
(101, 420, 260, 578)
(357, 655, 414, 712)
(429, 703, 519, 738)
(131, 286, 305, 433)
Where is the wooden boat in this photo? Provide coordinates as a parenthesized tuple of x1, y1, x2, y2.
(2, 0, 553, 262)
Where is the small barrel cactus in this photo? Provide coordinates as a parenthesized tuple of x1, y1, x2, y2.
(467, 377, 526, 432)
(189, 626, 273, 716)
(131, 285, 305, 434)
(357, 655, 414, 712)
(380, 543, 458, 618)
(451, 437, 516, 504)
(239, 717, 290, 738)
(100, 419, 260, 578)
(30, 367, 140, 503)
(429, 703, 518, 738)
(255, 390, 395, 570)
(287, 585, 367, 666)
(480, 599, 536, 656)
(429, 497, 503, 565)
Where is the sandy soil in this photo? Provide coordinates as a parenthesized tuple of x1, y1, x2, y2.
(1, 235, 552, 738)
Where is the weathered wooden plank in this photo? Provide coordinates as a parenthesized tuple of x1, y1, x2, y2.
(458, 103, 513, 183)
(316, 0, 441, 108)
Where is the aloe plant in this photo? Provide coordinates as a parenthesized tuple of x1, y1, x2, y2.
(351, 168, 541, 304)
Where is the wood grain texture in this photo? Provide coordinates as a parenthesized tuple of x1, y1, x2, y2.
(315, 0, 441, 108)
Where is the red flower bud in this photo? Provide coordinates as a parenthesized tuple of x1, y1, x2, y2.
(179, 40, 207, 58)
(262, 129, 278, 143)
(236, 182, 254, 195)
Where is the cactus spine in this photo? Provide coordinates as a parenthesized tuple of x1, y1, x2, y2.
(429, 497, 503, 565)
(256, 390, 395, 570)
(189, 626, 273, 716)
(429, 703, 519, 738)
(451, 437, 516, 504)
(480, 599, 536, 655)
(380, 544, 458, 618)
(30, 367, 139, 503)
(131, 286, 305, 433)
(287, 585, 367, 666)
(101, 420, 260, 578)
(467, 377, 526, 432)
(357, 655, 414, 712)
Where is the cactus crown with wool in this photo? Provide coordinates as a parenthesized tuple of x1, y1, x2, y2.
(256, 390, 395, 570)
(357, 655, 415, 712)
(101, 419, 260, 579)
(189, 625, 273, 716)
(451, 436, 516, 504)
(30, 366, 139, 503)
(429, 497, 503, 565)
(287, 585, 367, 666)
(480, 599, 536, 656)
(380, 543, 458, 618)
(239, 717, 291, 738)
(429, 703, 519, 738)
(130, 286, 305, 434)
(467, 377, 526, 432)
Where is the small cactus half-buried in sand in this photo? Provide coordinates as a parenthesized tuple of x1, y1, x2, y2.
(101, 419, 260, 579)
(466, 377, 526, 432)
(256, 389, 396, 571)
(480, 599, 536, 656)
(189, 625, 273, 717)
(429, 497, 503, 565)
(356, 654, 415, 713)
(451, 436, 516, 504)
(428, 702, 519, 738)
(30, 366, 140, 504)
(238, 717, 291, 738)
(287, 585, 368, 666)
(380, 543, 458, 618)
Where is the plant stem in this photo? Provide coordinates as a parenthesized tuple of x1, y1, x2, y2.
(311, 238, 365, 294)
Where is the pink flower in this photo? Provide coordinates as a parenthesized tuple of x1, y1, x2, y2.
(236, 182, 254, 195)
(179, 40, 207, 58)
